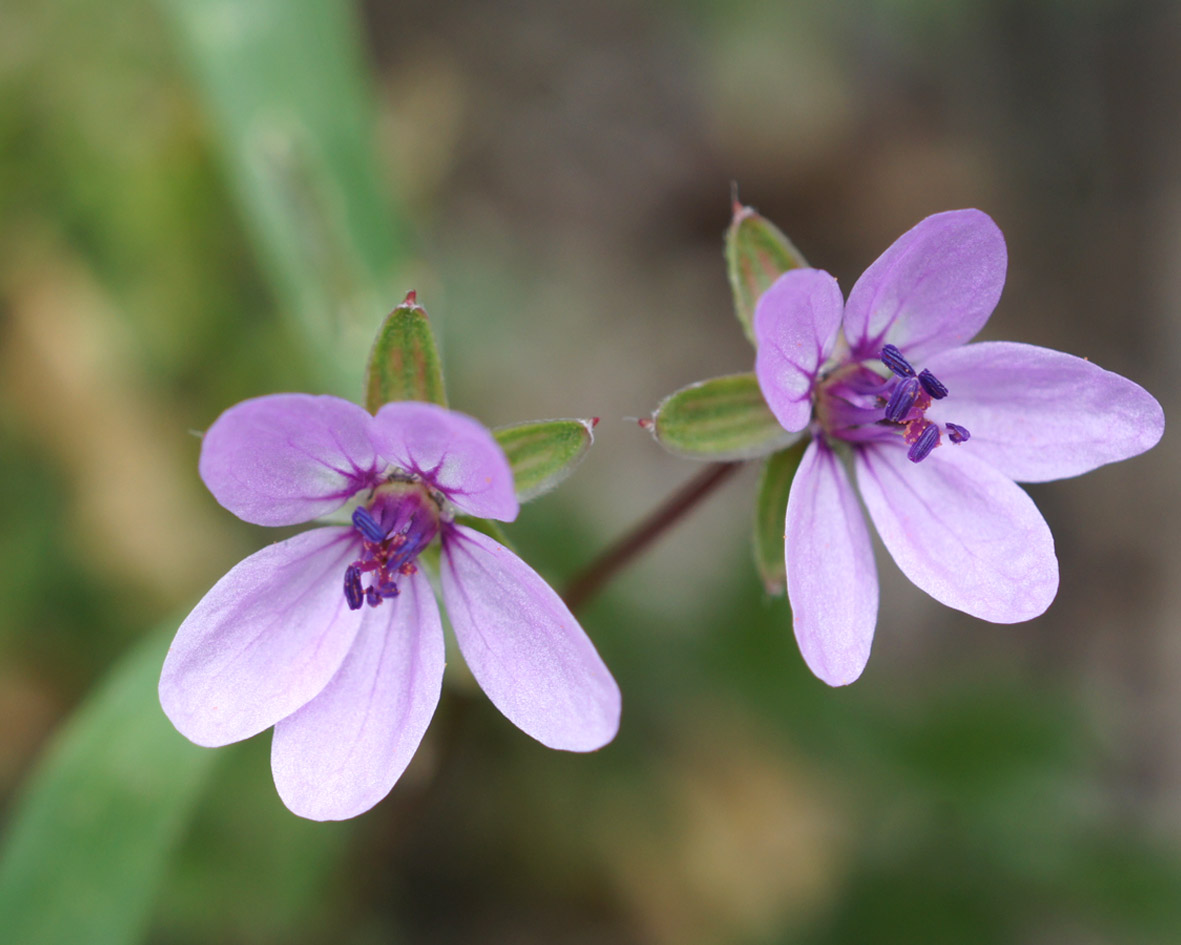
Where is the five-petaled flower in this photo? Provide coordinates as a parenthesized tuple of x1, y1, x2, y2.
(754, 209, 1164, 686)
(160, 396, 621, 820)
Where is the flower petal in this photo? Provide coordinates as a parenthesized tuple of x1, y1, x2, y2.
(855, 443, 1058, 622)
(270, 570, 445, 821)
(159, 528, 362, 747)
(786, 440, 879, 686)
(199, 394, 379, 526)
(754, 269, 845, 433)
(440, 525, 620, 751)
(372, 401, 518, 522)
(844, 209, 1006, 364)
(925, 342, 1165, 483)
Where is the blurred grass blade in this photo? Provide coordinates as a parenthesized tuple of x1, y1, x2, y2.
(364, 291, 448, 410)
(157, 0, 408, 367)
(649, 373, 799, 461)
(494, 418, 596, 502)
(753, 440, 807, 595)
(0, 628, 217, 945)
(726, 202, 808, 343)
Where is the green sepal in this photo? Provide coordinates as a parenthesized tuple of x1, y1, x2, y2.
(493, 418, 596, 502)
(725, 202, 809, 344)
(753, 439, 808, 595)
(363, 291, 447, 412)
(649, 373, 799, 461)
(452, 515, 513, 550)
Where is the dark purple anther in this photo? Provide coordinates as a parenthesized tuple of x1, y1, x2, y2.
(352, 506, 386, 542)
(365, 585, 382, 607)
(387, 513, 437, 572)
(378, 580, 400, 599)
(907, 424, 940, 463)
(884, 377, 921, 422)
(918, 369, 948, 400)
(344, 565, 364, 611)
(946, 422, 971, 444)
(880, 344, 916, 378)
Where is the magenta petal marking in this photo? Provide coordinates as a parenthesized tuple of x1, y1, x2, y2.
(271, 570, 445, 821)
(844, 209, 1006, 363)
(855, 444, 1058, 622)
(754, 269, 845, 433)
(159, 528, 362, 747)
(924, 342, 1165, 483)
(440, 525, 620, 751)
(372, 401, 519, 522)
(199, 394, 379, 527)
(786, 440, 878, 686)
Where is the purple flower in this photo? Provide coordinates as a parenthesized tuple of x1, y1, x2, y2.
(753, 209, 1164, 686)
(160, 396, 620, 820)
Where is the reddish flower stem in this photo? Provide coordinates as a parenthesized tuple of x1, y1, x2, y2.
(563, 461, 744, 612)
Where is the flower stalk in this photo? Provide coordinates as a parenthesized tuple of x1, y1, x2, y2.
(563, 461, 743, 612)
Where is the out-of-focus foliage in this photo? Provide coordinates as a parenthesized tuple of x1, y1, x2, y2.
(157, 0, 410, 387)
(1, 0, 1179, 943)
(0, 630, 215, 945)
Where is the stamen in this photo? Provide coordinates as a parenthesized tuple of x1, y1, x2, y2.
(344, 565, 364, 611)
(946, 422, 971, 444)
(884, 377, 921, 422)
(352, 506, 387, 542)
(880, 344, 916, 378)
(917, 369, 948, 400)
(907, 424, 940, 463)
(386, 513, 436, 572)
(342, 485, 442, 611)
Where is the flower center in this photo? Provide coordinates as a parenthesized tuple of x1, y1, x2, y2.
(813, 344, 971, 463)
(343, 479, 441, 610)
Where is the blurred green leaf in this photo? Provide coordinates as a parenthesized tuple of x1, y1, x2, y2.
(753, 440, 807, 595)
(157, 0, 409, 375)
(494, 418, 597, 502)
(650, 373, 798, 461)
(0, 628, 216, 945)
(725, 201, 808, 343)
(363, 291, 448, 410)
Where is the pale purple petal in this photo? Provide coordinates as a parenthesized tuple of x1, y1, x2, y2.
(754, 269, 845, 433)
(271, 570, 445, 821)
(440, 525, 620, 751)
(925, 342, 1165, 483)
(372, 401, 518, 522)
(786, 440, 879, 686)
(855, 443, 1058, 622)
(199, 394, 379, 526)
(159, 528, 362, 747)
(844, 210, 1006, 364)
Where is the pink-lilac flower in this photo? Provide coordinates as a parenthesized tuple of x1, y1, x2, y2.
(753, 209, 1164, 686)
(160, 396, 620, 820)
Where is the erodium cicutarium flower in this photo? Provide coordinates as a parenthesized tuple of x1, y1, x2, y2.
(160, 396, 620, 820)
(753, 209, 1164, 686)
